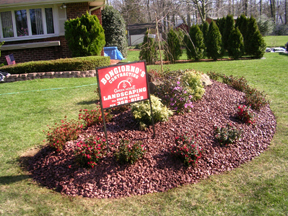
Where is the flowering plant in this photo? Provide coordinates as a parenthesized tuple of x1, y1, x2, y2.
(78, 109, 112, 127)
(45, 117, 83, 152)
(171, 133, 203, 166)
(237, 105, 255, 125)
(155, 80, 193, 114)
(114, 139, 146, 164)
(214, 123, 241, 146)
(244, 87, 268, 111)
(74, 136, 107, 168)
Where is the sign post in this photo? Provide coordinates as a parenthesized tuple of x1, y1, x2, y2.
(96, 61, 155, 150)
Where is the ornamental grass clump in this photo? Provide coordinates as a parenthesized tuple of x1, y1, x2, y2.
(214, 123, 241, 146)
(114, 139, 146, 165)
(244, 87, 268, 111)
(131, 95, 173, 130)
(155, 80, 193, 114)
(74, 136, 107, 168)
(78, 109, 112, 127)
(45, 117, 83, 152)
(172, 133, 203, 167)
(237, 105, 255, 125)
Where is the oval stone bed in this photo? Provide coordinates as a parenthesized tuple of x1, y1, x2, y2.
(27, 80, 276, 198)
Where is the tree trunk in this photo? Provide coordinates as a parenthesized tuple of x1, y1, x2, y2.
(286, 0, 288, 24)
(270, 0, 275, 23)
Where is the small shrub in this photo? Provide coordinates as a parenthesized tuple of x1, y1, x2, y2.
(75, 136, 107, 168)
(45, 117, 83, 152)
(221, 75, 248, 92)
(244, 87, 268, 110)
(207, 71, 221, 81)
(172, 133, 203, 167)
(114, 139, 146, 164)
(131, 95, 173, 130)
(237, 105, 255, 125)
(155, 79, 193, 114)
(181, 70, 205, 101)
(78, 109, 112, 127)
(214, 123, 241, 146)
(65, 12, 105, 57)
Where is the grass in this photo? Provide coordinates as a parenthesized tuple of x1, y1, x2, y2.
(264, 35, 288, 47)
(0, 51, 288, 215)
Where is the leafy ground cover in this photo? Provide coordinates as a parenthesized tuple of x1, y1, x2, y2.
(0, 52, 287, 215)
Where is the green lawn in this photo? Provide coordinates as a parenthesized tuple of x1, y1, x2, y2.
(0, 52, 288, 215)
(264, 35, 288, 47)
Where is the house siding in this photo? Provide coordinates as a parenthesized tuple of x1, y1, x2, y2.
(0, 3, 103, 64)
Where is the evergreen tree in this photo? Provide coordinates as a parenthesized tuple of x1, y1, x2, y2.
(245, 16, 260, 55)
(139, 29, 157, 64)
(102, 6, 128, 57)
(223, 15, 235, 50)
(201, 21, 209, 48)
(249, 30, 266, 58)
(186, 25, 205, 61)
(216, 17, 226, 37)
(228, 27, 244, 60)
(236, 14, 248, 52)
(65, 12, 105, 57)
(164, 28, 182, 63)
(207, 21, 223, 61)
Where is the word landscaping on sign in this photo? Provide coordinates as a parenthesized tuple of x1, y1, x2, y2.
(97, 61, 149, 109)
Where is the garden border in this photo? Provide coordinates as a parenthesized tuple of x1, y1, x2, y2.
(5, 70, 97, 82)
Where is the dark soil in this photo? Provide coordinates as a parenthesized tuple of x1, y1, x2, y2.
(27, 81, 276, 198)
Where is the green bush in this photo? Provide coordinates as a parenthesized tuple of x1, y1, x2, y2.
(257, 15, 274, 36)
(139, 29, 158, 65)
(201, 21, 209, 50)
(131, 95, 173, 130)
(181, 70, 205, 101)
(186, 25, 205, 61)
(249, 30, 266, 58)
(207, 21, 223, 61)
(214, 123, 241, 146)
(102, 6, 128, 57)
(164, 28, 182, 63)
(114, 139, 146, 165)
(216, 17, 226, 37)
(223, 15, 235, 51)
(228, 27, 244, 60)
(65, 12, 105, 57)
(0, 56, 110, 74)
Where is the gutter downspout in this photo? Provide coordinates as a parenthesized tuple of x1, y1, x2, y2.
(88, 4, 105, 14)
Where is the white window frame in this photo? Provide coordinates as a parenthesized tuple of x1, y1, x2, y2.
(0, 5, 61, 42)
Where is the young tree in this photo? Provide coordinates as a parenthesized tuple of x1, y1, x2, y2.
(201, 21, 209, 48)
(65, 12, 105, 57)
(164, 28, 182, 63)
(223, 15, 235, 51)
(206, 21, 223, 61)
(249, 30, 266, 58)
(186, 25, 205, 61)
(216, 17, 226, 37)
(228, 27, 244, 60)
(245, 16, 259, 55)
(102, 6, 128, 57)
(139, 29, 157, 65)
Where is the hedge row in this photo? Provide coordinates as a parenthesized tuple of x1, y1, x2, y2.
(0, 56, 110, 74)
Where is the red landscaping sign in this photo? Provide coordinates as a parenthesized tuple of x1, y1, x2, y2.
(96, 61, 149, 109)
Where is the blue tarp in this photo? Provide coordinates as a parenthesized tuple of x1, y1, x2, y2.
(104, 47, 124, 60)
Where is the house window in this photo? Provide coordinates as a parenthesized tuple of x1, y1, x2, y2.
(1, 11, 14, 38)
(15, 10, 28, 36)
(0, 7, 55, 39)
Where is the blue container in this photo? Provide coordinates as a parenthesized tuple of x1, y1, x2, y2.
(104, 47, 124, 60)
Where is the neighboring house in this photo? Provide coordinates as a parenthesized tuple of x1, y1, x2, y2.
(127, 23, 161, 46)
(0, 0, 105, 63)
